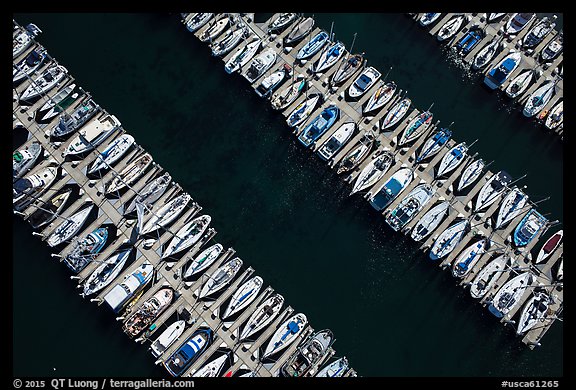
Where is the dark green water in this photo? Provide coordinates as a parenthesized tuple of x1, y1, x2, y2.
(13, 13, 563, 377)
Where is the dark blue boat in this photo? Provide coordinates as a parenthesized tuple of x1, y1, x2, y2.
(456, 28, 484, 55)
(163, 328, 213, 377)
(297, 105, 339, 148)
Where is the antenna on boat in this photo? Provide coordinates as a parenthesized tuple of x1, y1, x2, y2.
(329, 21, 334, 42)
(448, 121, 455, 129)
(383, 66, 393, 81)
(427, 102, 434, 111)
(507, 173, 527, 187)
(467, 138, 479, 149)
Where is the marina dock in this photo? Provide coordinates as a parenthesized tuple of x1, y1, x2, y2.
(415, 12, 563, 139)
(13, 12, 563, 380)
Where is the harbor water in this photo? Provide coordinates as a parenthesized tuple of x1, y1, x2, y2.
(13, 13, 563, 377)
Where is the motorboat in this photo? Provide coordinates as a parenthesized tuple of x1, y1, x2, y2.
(211, 26, 247, 57)
(487, 13, 506, 23)
(330, 53, 365, 87)
(488, 272, 534, 318)
(103, 260, 154, 312)
(46, 204, 94, 247)
(297, 105, 340, 148)
(286, 93, 321, 128)
(455, 27, 485, 55)
(348, 66, 381, 99)
(540, 31, 562, 62)
(81, 248, 132, 297)
(363, 81, 397, 115)
(429, 219, 469, 261)
(140, 193, 191, 235)
(150, 320, 186, 358)
(240, 293, 285, 341)
(13, 142, 42, 180)
(312, 41, 345, 74)
(410, 201, 450, 242)
(62, 113, 121, 156)
(436, 142, 468, 177)
(415, 127, 452, 163)
(456, 158, 484, 192)
(244, 48, 277, 83)
(513, 209, 548, 247)
(544, 100, 563, 130)
(504, 13, 536, 35)
(522, 16, 556, 48)
(104, 152, 153, 194)
(283, 17, 314, 47)
(535, 230, 563, 264)
(185, 13, 214, 33)
(123, 172, 171, 215)
(483, 51, 522, 90)
(505, 69, 534, 99)
(221, 276, 263, 319)
(161, 214, 212, 259)
(63, 227, 109, 273)
(224, 38, 261, 74)
(368, 167, 414, 211)
(436, 14, 465, 42)
(385, 183, 434, 231)
(280, 329, 333, 377)
(316, 122, 355, 161)
(27, 186, 73, 230)
(199, 257, 243, 299)
(190, 353, 229, 377)
(255, 64, 291, 98)
(123, 288, 173, 338)
(350, 150, 394, 195)
(419, 13, 441, 27)
(34, 83, 78, 123)
(13, 165, 58, 210)
(336, 132, 375, 175)
(199, 16, 230, 43)
(471, 37, 502, 71)
(494, 187, 529, 229)
(267, 13, 298, 34)
(19, 64, 68, 102)
(316, 357, 349, 377)
(13, 46, 47, 84)
(262, 313, 307, 359)
(452, 238, 487, 278)
(516, 291, 551, 335)
(474, 170, 512, 212)
(296, 31, 329, 61)
(469, 254, 509, 299)
(13, 23, 42, 58)
(88, 134, 135, 174)
(182, 243, 224, 279)
(163, 328, 213, 377)
(270, 77, 306, 110)
(50, 98, 100, 139)
(397, 110, 433, 146)
(380, 98, 411, 130)
(523, 81, 555, 117)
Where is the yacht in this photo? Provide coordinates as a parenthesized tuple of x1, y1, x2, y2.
(221, 276, 263, 319)
(13, 23, 42, 58)
(182, 243, 224, 279)
(267, 13, 298, 34)
(140, 193, 191, 235)
(19, 64, 68, 102)
(104, 152, 153, 194)
(474, 170, 512, 212)
(161, 214, 212, 259)
(330, 53, 365, 87)
(336, 132, 375, 175)
(280, 329, 334, 377)
(429, 219, 469, 261)
(163, 328, 213, 377)
(63, 227, 109, 274)
(494, 187, 529, 229)
(469, 254, 509, 299)
(523, 16, 556, 48)
(88, 134, 135, 174)
(283, 17, 314, 47)
(456, 159, 484, 192)
(50, 98, 100, 139)
(436, 15, 465, 42)
(211, 26, 247, 57)
(316, 357, 349, 377)
(540, 31, 562, 62)
(535, 230, 563, 264)
(505, 69, 534, 99)
(504, 13, 536, 35)
(348, 66, 381, 99)
(27, 187, 73, 230)
(123, 288, 173, 338)
(436, 142, 468, 177)
(190, 353, 229, 377)
(544, 100, 563, 130)
(199, 257, 243, 299)
(103, 260, 154, 313)
(199, 16, 230, 43)
(368, 167, 414, 211)
(123, 172, 172, 215)
(380, 98, 411, 130)
(316, 122, 355, 161)
(150, 320, 186, 358)
(410, 201, 450, 242)
(523, 81, 555, 117)
(312, 41, 345, 74)
(385, 183, 434, 231)
(451, 239, 487, 278)
(488, 272, 534, 318)
(350, 150, 394, 195)
(296, 31, 329, 61)
(224, 38, 261, 74)
(81, 248, 131, 297)
(13, 142, 43, 181)
(13, 47, 47, 84)
(398, 110, 433, 146)
(46, 204, 94, 247)
(455, 27, 484, 55)
(262, 313, 307, 359)
(471, 37, 502, 71)
(185, 13, 214, 33)
(297, 105, 340, 148)
(363, 81, 397, 115)
(415, 127, 452, 163)
(513, 209, 548, 247)
(254, 64, 290, 98)
(419, 13, 441, 27)
(270, 77, 306, 110)
(483, 51, 522, 90)
(240, 293, 285, 341)
(516, 291, 551, 335)
(244, 48, 277, 83)
(13, 165, 58, 210)
(286, 93, 321, 128)
(62, 113, 121, 156)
